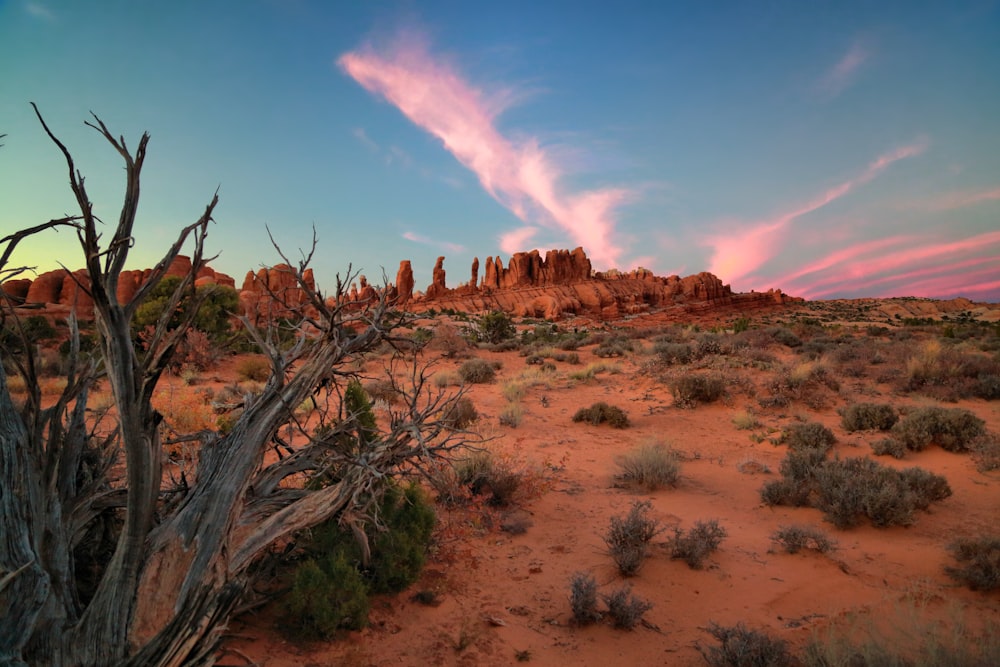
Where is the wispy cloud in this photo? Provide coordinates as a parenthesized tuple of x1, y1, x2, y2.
(817, 41, 869, 98)
(787, 229, 1000, 299)
(498, 226, 540, 254)
(338, 30, 630, 268)
(702, 140, 927, 287)
(402, 230, 465, 254)
(352, 127, 379, 152)
(909, 186, 1000, 211)
(24, 2, 55, 21)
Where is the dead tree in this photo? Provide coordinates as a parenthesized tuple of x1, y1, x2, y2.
(0, 107, 467, 666)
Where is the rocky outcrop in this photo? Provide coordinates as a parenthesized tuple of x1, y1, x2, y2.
(403, 248, 796, 321)
(1, 279, 32, 304)
(395, 261, 414, 303)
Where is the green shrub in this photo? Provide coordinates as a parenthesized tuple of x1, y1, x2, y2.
(700, 622, 796, 667)
(669, 519, 727, 569)
(783, 422, 835, 453)
(616, 442, 680, 490)
(572, 401, 629, 428)
(568, 572, 601, 625)
(670, 374, 726, 407)
(364, 482, 437, 594)
(945, 536, 1000, 591)
(283, 553, 370, 638)
(467, 310, 516, 344)
(770, 525, 837, 555)
(840, 402, 898, 432)
(458, 358, 497, 384)
(604, 501, 660, 576)
(892, 406, 986, 452)
(601, 584, 653, 630)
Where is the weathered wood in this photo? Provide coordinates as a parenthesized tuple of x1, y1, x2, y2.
(0, 108, 468, 666)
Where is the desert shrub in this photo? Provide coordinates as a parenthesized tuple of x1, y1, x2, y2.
(362, 483, 437, 593)
(457, 358, 497, 384)
(669, 519, 727, 569)
(452, 450, 525, 507)
(769, 327, 802, 349)
(903, 338, 1000, 399)
(870, 438, 907, 459)
(840, 402, 898, 432)
(670, 374, 726, 407)
(433, 371, 461, 388)
(892, 406, 986, 452)
(945, 536, 1000, 591)
(654, 342, 695, 365)
(467, 310, 516, 345)
(572, 401, 629, 428)
(759, 447, 826, 507)
(899, 466, 953, 510)
(283, 553, 370, 638)
(783, 422, 835, 453)
(427, 322, 470, 358)
(235, 355, 270, 382)
(770, 525, 836, 554)
(604, 501, 660, 576)
(442, 397, 478, 429)
(815, 457, 940, 529)
(971, 432, 1000, 472)
(616, 442, 680, 490)
(601, 584, 653, 630)
(498, 402, 523, 428)
(700, 622, 796, 667)
(568, 572, 601, 625)
(364, 378, 399, 405)
(594, 336, 633, 358)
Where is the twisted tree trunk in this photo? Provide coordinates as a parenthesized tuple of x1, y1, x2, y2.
(0, 108, 465, 666)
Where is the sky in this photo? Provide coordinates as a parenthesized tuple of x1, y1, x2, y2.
(1, 1, 999, 301)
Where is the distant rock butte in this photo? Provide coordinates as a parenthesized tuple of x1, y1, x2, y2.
(396, 247, 796, 320)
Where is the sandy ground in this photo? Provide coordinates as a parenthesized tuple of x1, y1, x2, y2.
(212, 325, 1000, 667)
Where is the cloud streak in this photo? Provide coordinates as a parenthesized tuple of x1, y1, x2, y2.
(702, 141, 927, 287)
(25, 2, 54, 21)
(339, 32, 629, 268)
(402, 230, 465, 254)
(817, 41, 868, 98)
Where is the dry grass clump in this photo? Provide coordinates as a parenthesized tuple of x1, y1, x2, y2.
(601, 584, 653, 630)
(669, 519, 727, 569)
(891, 406, 986, 452)
(770, 524, 837, 555)
(616, 442, 680, 490)
(568, 361, 621, 381)
(433, 370, 461, 388)
(235, 355, 269, 382)
(670, 373, 726, 407)
(902, 338, 1000, 400)
(700, 622, 796, 667)
(363, 378, 399, 405)
(593, 336, 634, 358)
(945, 535, 1000, 591)
(839, 402, 898, 432)
(458, 358, 499, 384)
(446, 450, 522, 507)
(498, 402, 523, 428)
(732, 409, 760, 430)
(604, 501, 660, 576)
(572, 401, 629, 428)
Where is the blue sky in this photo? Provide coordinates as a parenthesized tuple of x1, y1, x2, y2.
(2, 1, 998, 300)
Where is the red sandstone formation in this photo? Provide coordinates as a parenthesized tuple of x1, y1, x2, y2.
(0, 279, 31, 303)
(395, 261, 414, 303)
(402, 248, 795, 321)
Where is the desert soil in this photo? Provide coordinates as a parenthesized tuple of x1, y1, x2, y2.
(210, 319, 1000, 667)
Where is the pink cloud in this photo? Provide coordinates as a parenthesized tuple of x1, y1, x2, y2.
(499, 226, 540, 255)
(338, 33, 629, 268)
(914, 186, 1000, 211)
(703, 141, 927, 287)
(817, 41, 869, 98)
(402, 230, 465, 254)
(789, 230, 1000, 299)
